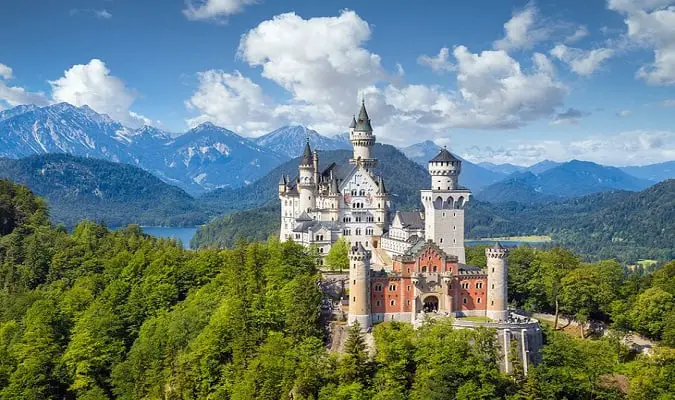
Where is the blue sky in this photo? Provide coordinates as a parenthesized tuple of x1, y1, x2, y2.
(1, 0, 674, 166)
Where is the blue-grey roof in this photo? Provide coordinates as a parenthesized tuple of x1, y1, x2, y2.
(354, 101, 373, 132)
(349, 115, 356, 129)
(430, 148, 460, 163)
(300, 140, 313, 165)
(397, 211, 424, 229)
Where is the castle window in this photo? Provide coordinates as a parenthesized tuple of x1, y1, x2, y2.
(421, 266, 427, 272)
(476, 282, 483, 289)
(432, 266, 438, 272)
(390, 300, 396, 306)
(376, 300, 381, 306)
(351, 189, 357, 195)
(355, 228, 362, 235)
(461, 282, 470, 289)
(353, 297, 356, 302)
(353, 280, 356, 285)
(366, 227, 373, 235)
(407, 285, 411, 291)
(491, 300, 494, 306)
(375, 283, 383, 291)
(477, 298, 481, 304)
(491, 284, 495, 289)
(462, 297, 467, 304)
(440, 238, 443, 244)
(389, 284, 397, 291)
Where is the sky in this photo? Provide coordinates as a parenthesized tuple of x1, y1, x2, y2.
(1, 0, 675, 166)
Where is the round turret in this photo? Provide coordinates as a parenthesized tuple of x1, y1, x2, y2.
(298, 139, 316, 212)
(486, 242, 509, 321)
(428, 147, 461, 190)
(349, 100, 377, 169)
(348, 243, 371, 328)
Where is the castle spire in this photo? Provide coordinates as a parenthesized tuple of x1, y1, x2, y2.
(355, 100, 373, 132)
(300, 138, 313, 165)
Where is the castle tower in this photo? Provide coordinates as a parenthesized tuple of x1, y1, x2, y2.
(349, 100, 378, 170)
(298, 139, 316, 213)
(348, 243, 371, 328)
(486, 242, 509, 321)
(420, 147, 471, 262)
(374, 177, 388, 230)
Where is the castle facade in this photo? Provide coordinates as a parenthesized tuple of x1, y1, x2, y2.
(279, 101, 542, 372)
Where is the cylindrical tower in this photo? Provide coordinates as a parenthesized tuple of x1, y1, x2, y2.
(348, 243, 371, 328)
(349, 100, 378, 170)
(428, 147, 461, 191)
(486, 242, 509, 321)
(298, 140, 316, 213)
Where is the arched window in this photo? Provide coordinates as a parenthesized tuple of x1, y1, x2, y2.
(374, 283, 383, 291)
(421, 266, 427, 272)
(456, 196, 465, 208)
(390, 300, 396, 306)
(351, 189, 357, 195)
(389, 284, 397, 291)
(444, 197, 454, 209)
(434, 196, 443, 209)
(355, 228, 362, 235)
(366, 227, 373, 235)
(462, 297, 467, 304)
(432, 266, 438, 272)
(477, 298, 481, 304)
(359, 189, 365, 196)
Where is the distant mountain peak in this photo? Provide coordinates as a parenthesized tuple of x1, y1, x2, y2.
(255, 125, 351, 158)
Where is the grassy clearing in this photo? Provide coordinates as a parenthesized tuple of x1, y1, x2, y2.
(480, 235, 552, 242)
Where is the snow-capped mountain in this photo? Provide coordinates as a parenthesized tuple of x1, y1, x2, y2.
(254, 125, 351, 158)
(0, 103, 136, 164)
(0, 104, 286, 194)
(142, 123, 286, 193)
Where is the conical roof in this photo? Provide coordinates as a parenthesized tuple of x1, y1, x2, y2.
(300, 139, 313, 165)
(349, 115, 357, 129)
(430, 147, 460, 163)
(279, 175, 286, 185)
(378, 177, 387, 194)
(492, 241, 505, 250)
(354, 100, 373, 132)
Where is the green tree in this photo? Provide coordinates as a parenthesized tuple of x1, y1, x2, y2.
(325, 237, 349, 272)
(629, 287, 674, 339)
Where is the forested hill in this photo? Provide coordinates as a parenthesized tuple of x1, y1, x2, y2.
(0, 179, 673, 399)
(467, 179, 675, 261)
(0, 154, 211, 227)
(199, 143, 430, 214)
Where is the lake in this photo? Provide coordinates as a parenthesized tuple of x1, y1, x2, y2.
(136, 227, 198, 249)
(465, 239, 548, 248)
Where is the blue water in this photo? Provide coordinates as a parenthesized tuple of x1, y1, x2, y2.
(137, 227, 198, 249)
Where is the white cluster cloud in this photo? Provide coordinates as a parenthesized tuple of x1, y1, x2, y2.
(185, 69, 280, 134)
(550, 44, 614, 76)
(183, 0, 257, 21)
(565, 26, 589, 43)
(493, 3, 553, 50)
(0, 63, 49, 108)
(608, 0, 675, 85)
(417, 47, 455, 73)
(49, 59, 150, 128)
(462, 130, 675, 166)
(187, 10, 567, 143)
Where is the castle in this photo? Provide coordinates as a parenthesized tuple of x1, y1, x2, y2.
(279, 102, 542, 372)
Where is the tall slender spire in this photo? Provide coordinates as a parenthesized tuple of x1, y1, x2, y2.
(300, 138, 313, 165)
(355, 100, 373, 132)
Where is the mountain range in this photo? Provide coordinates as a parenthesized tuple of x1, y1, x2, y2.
(0, 154, 212, 227)
(253, 125, 351, 158)
(1, 103, 674, 203)
(0, 103, 286, 194)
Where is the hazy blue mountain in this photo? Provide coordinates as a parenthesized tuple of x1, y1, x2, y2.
(620, 161, 675, 183)
(476, 160, 653, 203)
(0, 154, 211, 227)
(400, 140, 505, 191)
(0, 104, 287, 194)
(147, 122, 286, 193)
(525, 160, 561, 174)
(254, 125, 350, 158)
(478, 162, 525, 175)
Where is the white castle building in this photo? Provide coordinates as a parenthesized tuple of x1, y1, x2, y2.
(279, 100, 470, 264)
